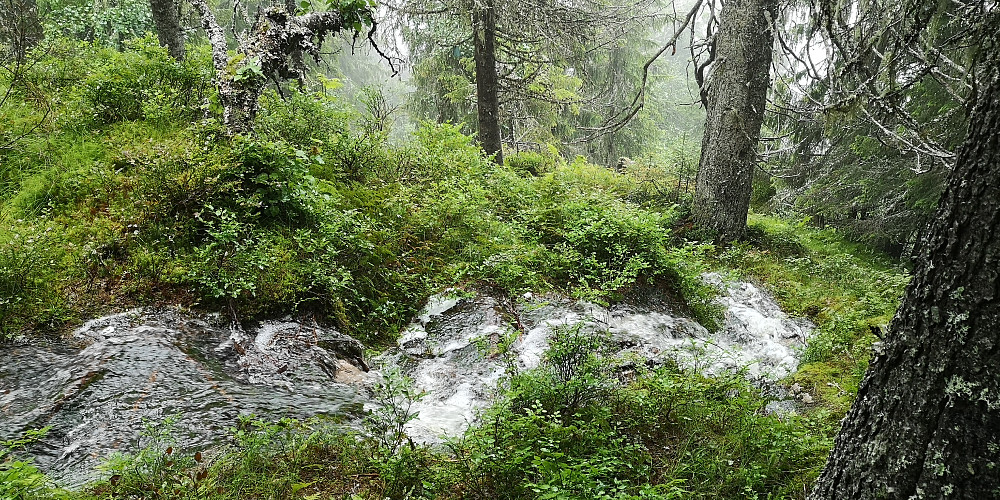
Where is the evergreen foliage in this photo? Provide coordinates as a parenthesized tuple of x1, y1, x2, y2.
(0, 39, 714, 343)
(0, 11, 922, 500)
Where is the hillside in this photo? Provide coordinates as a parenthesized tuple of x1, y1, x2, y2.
(0, 40, 915, 499)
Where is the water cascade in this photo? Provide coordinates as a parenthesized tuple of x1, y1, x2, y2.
(1, 275, 812, 483)
(378, 273, 813, 442)
(0, 309, 366, 486)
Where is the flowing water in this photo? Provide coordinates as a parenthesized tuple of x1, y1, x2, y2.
(1, 275, 813, 485)
(378, 274, 814, 443)
(0, 309, 365, 487)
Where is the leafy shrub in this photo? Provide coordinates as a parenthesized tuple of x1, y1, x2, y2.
(324, 131, 406, 183)
(522, 176, 719, 325)
(449, 326, 664, 500)
(364, 368, 426, 455)
(43, 0, 153, 46)
(97, 417, 207, 498)
(411, 121, 490, 181)
(505, 150, 557, 177)
(745, 217, 807, 256)
(74, 36, 210, 125)
(451, 402, 660, 500)
(211, 417, 330, 497)
(620, 154, 696, 208)
(533, 196, 679, 301)
(508, 324, 615, 420)
(97, 416, 350, 499)
(615, 366, 833, 498)
(1, 428, 66, 500)
(183, 211, 299, 307)
(0, 224, 71, 338)
(216, 137, 324, 225)
(255, 88, 356, 148)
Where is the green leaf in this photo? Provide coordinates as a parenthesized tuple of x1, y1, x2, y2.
(291, 481, 315, 493)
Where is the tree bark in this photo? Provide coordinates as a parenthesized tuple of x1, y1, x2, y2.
(150, 0, 185, 60)
(692, 0, 777, 242)
(283, 0, 306, 85)
(472, 0, 503, 164)
(188, 0, 348, 134)
(809, 48, 1000, 499)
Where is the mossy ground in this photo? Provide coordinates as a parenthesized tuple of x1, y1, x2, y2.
(2, 40, 908, 499)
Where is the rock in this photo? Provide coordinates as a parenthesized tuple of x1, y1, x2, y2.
(332, 359, 368, 385)
(0, 308, 364, 486)
(223, 319, 371, 386)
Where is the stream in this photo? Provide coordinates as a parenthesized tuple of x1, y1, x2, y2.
(0, 274, 813, 486)
(380, 273, 814, 442)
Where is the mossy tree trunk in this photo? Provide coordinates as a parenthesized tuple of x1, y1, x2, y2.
(472, 0, 503, 164)
(692, 0, 777, 242)
(150, 0, 185, 60)
(808, 44, 1000, 500)
(187, 0, 355, 134)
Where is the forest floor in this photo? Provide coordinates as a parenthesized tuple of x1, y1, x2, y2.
(2, 39, 909, 499)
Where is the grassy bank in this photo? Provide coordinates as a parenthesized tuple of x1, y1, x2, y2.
(2, 37, 721, 345)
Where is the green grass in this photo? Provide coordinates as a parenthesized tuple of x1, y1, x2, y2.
(2, 334, 836, 500)
(1, 38, 718, 343)
(1, 37, 910, 499)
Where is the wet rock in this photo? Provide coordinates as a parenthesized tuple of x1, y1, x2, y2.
(221, 319, 371, 386)
(765, 399, 798, 416)
(375, 292, 509, 443)
(0, 308, 365, 486)
(1, 275, 814, 484)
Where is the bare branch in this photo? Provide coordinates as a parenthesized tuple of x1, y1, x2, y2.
(572, 0, 705, 142)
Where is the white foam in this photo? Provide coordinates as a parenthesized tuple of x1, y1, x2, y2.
(375, 276, 814, 443)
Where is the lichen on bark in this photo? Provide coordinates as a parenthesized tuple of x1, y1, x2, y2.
(808, 37, 1000, 499)
(692, 0, 778, 242)
(187, 0, 370, 134)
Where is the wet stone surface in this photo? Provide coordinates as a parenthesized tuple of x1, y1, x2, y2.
(0, 309, 366, 486)
(1, 275, 813, 485)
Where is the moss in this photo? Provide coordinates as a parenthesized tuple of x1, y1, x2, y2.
(791, 362, 856, 414)
(1, 36, 918, 498)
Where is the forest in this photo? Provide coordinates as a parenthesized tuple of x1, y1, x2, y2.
(0, 0, 997, 498)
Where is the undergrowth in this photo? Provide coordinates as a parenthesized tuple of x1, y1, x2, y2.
(3, 328, 834, 500)
(719, 215, 909, 413)
(1, 38, 909, 499)
(0, 39, 716, 343)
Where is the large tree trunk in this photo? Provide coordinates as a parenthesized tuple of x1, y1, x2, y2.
(692, 0, 777, 242)
(808, 56, 1000, 499)
(472, 0, 503, 164)
(150, 0, 185, 60)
